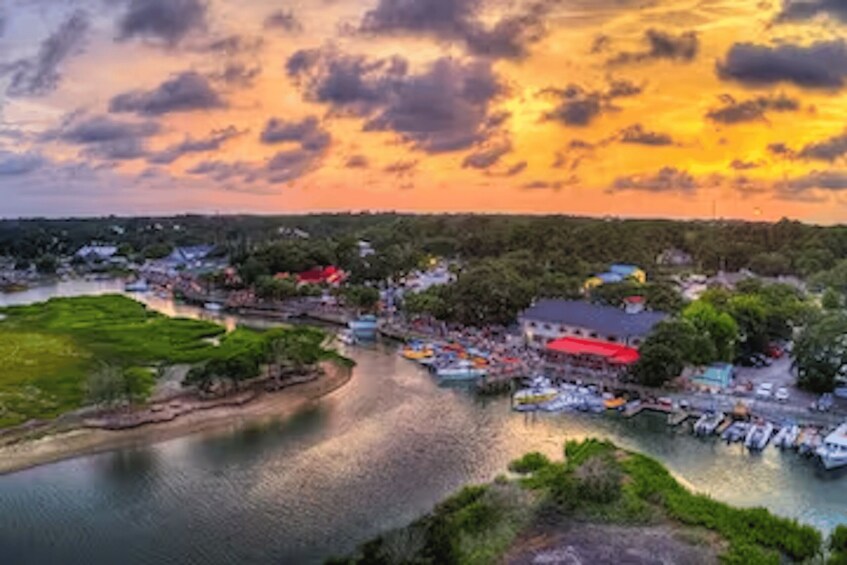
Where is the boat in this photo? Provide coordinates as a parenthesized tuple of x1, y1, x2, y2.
(745, 421, 774, 451)
(348, 315, 378, 338)
(693, 411, 725, 436)
(338, 330, 356, 345)
(721, 422, 749, 443)
(124, 278, 149, 292)
(817, 423, 847, 470)
(773, 423, 799, 449)
(204, 302, 224, 312)
(798, 428, 822, 456)
(513, 379, 559, 410)
(436, 360, 487, 381)
(603, 397, 626, 410)
(401, 346, 433, 360)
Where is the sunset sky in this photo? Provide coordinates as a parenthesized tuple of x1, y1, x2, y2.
(4, 0, 847, 221)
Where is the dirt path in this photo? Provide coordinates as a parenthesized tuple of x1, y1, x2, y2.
(0, 363, 352, 476)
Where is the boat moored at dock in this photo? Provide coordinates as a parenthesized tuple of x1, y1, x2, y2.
(817, 423, 847, 470)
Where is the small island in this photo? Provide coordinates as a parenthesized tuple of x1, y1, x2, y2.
(332, 439, 847, 565)
(0, 294, 352, 473)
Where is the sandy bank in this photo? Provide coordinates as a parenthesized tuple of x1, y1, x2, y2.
(0, 363, 352, 476)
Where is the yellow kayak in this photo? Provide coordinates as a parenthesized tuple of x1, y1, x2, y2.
(604, 398, 626, 410)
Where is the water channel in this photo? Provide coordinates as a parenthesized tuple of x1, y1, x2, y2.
(0, 280, 845, 564)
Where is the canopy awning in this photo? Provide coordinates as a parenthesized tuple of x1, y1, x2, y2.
(546, 337, 639, 365)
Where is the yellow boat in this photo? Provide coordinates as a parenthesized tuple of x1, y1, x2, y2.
(402, 348, 433, 360)
(604, 397, 626, 410)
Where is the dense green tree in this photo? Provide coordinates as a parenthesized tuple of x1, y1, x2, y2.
(402, 288, 448, 318)
(631, 342, 684, 387)
(682, 301, 739, 361)
(793, 313, 847, 393)
(342, 285, 381, 312)
(34, 254, 58, 274)
(254, 276, 299, 301)
(823, 288, 843, 311)
(445, 260, 536, 326)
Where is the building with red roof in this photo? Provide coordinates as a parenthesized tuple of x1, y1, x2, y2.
(275, 266, 347, 286)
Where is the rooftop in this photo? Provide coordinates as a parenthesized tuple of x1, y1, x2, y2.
(520, 299, 667, 338)
(547, 337, 639, 364)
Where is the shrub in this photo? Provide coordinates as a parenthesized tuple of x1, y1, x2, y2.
(574, 456, 622, 504)
(508, 452, 550, 474)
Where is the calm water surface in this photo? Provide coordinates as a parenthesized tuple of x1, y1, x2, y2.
(1, 281, 846, 564)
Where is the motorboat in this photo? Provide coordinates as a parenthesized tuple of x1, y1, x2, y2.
(124, 278, 149, 292)
(745, 421, 774, 451)
(773, 423, 799, 449)
(721, 422, 749, 443)
(401, 345, 433, 360)
(798, 428, 822, 456)
(204, 302, 224, 312)
(693, 411, 724, 436)
(513, 380, 559, 410)
(337, 330, 356, 345)
(817, 423, 847, 470)
(348, 315, 378, 338)
(436, 360, 487, 381)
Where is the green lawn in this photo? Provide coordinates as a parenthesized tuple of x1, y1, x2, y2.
(0, 295, 227, 427)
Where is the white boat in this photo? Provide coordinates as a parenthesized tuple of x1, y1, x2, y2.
(513, 384, 559, 410)
(722, 422, 749, 443)
(773, 424, 799, 449)
(337, 330, 356, 345)
(693, 411, 724, 436)
(817, 423, 847, 470)
(799, 428, 822, 456)
(124, 278, 149, 292)
(436, 360, 487, 381)
(204, 302, 224, 312)
(745, 421, 774, 451)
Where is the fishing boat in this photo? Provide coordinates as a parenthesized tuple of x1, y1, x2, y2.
(745, 421, 774, 451)
(693, 411, 724, 436)
(348, 315, 378, 338)
(124, 278, 149, 292)
(817, 423, 847, 470)
(436, 360, 487, 381)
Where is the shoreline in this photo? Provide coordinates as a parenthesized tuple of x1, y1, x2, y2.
(0, 362, 353, 476)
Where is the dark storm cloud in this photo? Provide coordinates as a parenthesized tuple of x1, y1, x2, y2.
(83, 137, 148, 161)
(778, 171, 847, 199)
(266, 148, 324, 184)
(116, 0, 206, 46)
(264, 10, 303, 32)
(0, 10, 89, 97)
(706, 93, 799, 124)
(798, 131, 847, 161)
(462, 140, 512, 169)
(260, 117, 331, 151)
(345, 155, 369, 168)
(609, 29, 699, 65)
(198, 34, 263, 55)
(606, 78, 642, 98)
(776, 0, 847, 23)
(358, 0, 560, 60)
(522, 179, 563, 189)
(717, 40, 847, 89)
(147, 126, 243, 165)
(0, 151, 44, 175)
(611, 166, 697, 193)
(187, 159, 252, 182)
(288, 49, 505, 152)
(109, 72, 225, 115)
(618, 124, 673, 146)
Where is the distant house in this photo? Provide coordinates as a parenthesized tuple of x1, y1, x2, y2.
(165, 245, 215, 268)
(519, 299, 666, 349)
(656, 248, 693, 267)
(75, 245, 118, 262)
(584, 264, 646, 291)
(278, 227, 310, 239)
(358, 240, 376, 258)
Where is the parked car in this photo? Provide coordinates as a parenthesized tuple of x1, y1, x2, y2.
(756, 383, 774, 398)
(736, 353, 771, 368)
(812, 393, 834, 412)
(775, 387, 789, 402)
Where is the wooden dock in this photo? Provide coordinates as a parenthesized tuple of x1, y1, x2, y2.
(622, 402, 694, 426)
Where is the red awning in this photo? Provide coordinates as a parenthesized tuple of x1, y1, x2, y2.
(546, 337, 640, 365)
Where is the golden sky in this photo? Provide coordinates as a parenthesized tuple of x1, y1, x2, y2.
(4, 0, 847, 221)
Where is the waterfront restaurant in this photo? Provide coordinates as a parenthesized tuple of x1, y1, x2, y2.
(519, 298, 666, 381)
